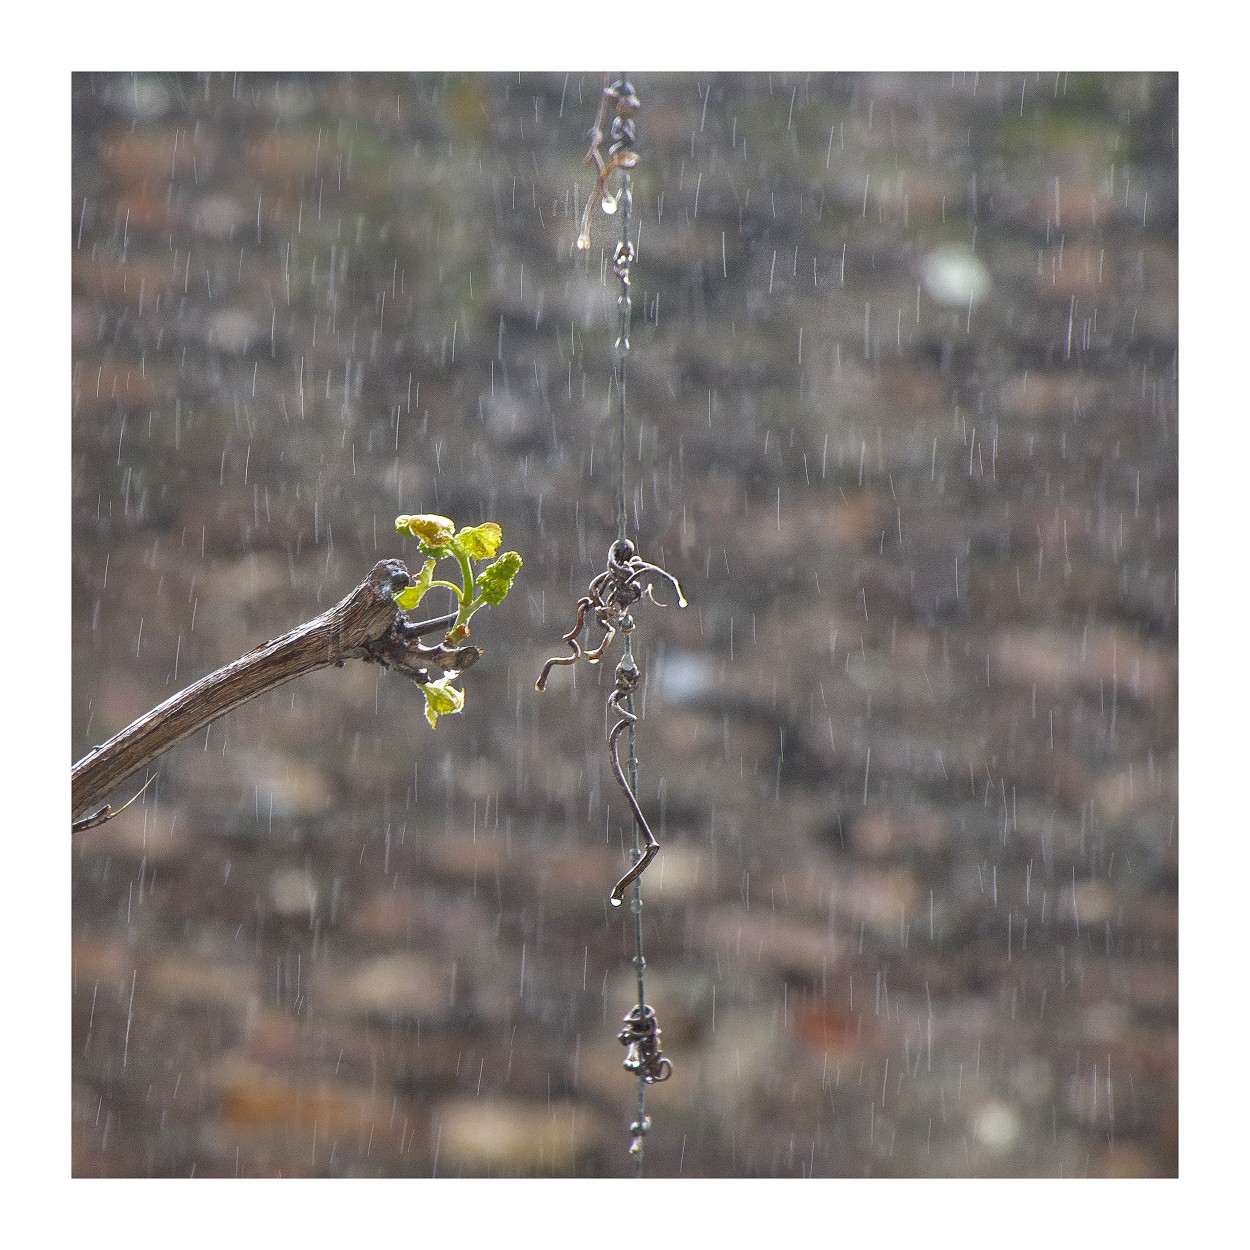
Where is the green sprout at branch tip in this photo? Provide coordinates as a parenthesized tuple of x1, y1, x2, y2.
(392, 514, 523, 726)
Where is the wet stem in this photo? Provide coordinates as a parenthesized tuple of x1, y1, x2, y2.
(437, 548, 486, 640)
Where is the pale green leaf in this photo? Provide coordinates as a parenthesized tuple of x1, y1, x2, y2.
(454, 522, 503, 561)
(395, 513, 456, 549)
(393, 557, 436, 611)
(422, 676, 465, 728)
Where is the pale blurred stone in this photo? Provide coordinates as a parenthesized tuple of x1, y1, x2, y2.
(1082, 1001, 1132, 1044)
(700, 904, 845, 977)
(1035, 242, 1111, 300)
(193, 194, 250, 241)
(232, 749, 334, 820)
(971, 1098, 1023, 1153)
(992, 627, 1172, 703)
(454, 756, 507, 801)
(1091, 756, 1176, 824)
(922, 243, 992, 308)
(146, 952, 257, 1011)
(999, 372, 1103, 420)
(310, 952, 450, 1019)
(206, 308, 262, 353)
(433, 1097, 605, 1174)
(71, 937, 137, 988)
(1009, 1057, 1056, 1106)
(1057, 878, 1116, 927)
(792, 864, 924, 942)
(265, 80, 316, 120)
(347, 887, 424, 941)
(852, 806, 948, 857)
(212, 1058, 408, 1150)
(105, 76, 171, 120)
(423, 832, 512, 882)
(696, 1008, 787, 1110)
(1092, 1142, 1165, 1178)
(641, 844, 717, 903)
(654, 651, 719, 704)
(268, 867, 319, 920)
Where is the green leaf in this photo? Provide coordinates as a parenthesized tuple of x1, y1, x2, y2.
(421, 675, 465, 728)
(393, 557, 436, 611)
(396, 513, 456, 550)
(476, 550, 523, 606)
(454, 522, 503, 561)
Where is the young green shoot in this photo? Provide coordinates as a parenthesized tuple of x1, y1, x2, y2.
(393, 514, 522, 726)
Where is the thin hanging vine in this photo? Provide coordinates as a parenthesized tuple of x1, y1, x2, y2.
(536, 74, 683, 1171)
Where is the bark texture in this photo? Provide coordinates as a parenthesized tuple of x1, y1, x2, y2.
(71, 560, 477, 823)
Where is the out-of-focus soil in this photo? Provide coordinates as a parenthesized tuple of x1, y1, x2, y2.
(72, 72, 1176, 1177)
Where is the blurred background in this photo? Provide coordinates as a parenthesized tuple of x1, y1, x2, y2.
(71, 71, 1177, 1177)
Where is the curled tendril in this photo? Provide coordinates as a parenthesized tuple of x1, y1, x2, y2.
(606, 662, 660, 906)
(536, 540, 686, 903)
(577, 77, 640, 252)
(535, 598, 592, 691)
(577, 150, 640, 251)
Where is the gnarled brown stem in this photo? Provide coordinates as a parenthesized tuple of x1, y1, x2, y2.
(71, 559, 478, 825)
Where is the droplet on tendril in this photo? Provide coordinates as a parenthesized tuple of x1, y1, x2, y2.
(601, 194, 619, 215)
(576, 232, 592, 251)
